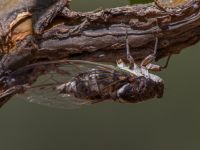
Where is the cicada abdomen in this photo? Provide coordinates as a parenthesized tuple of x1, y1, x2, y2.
(57, 68, 128, 103)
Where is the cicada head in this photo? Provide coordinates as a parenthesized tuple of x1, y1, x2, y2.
(117, 76, 164, 103)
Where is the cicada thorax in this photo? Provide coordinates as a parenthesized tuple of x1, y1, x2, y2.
(155, 0, 192, 9)
(59, 68, 129, 102)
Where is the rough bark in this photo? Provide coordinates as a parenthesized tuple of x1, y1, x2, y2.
(0, 0, 200, 106)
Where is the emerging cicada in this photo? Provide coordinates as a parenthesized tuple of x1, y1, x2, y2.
(11, 32, 170, 109)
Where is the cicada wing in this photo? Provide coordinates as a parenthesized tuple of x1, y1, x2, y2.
(16, 61, 115, 109)
(17, 83, 92, 110)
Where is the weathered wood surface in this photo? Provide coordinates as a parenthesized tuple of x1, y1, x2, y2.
(0, 0, 200, 106)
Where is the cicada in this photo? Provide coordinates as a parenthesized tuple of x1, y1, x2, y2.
(9, 33, 170, 109)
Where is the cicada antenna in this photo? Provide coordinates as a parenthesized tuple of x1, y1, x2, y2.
(141, 35, 172, 72)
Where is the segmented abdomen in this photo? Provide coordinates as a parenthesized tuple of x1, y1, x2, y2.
(58, 69, 127, 102)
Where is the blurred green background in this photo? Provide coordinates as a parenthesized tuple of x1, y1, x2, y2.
(0, 0, 200, 150)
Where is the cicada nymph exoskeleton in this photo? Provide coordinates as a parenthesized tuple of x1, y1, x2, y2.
(10, 30, 170, 109)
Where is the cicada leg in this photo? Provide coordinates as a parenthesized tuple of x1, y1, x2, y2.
(141, 37, 171, 72)
(125, 30, 134, 65)
(125, 29, 141, 71)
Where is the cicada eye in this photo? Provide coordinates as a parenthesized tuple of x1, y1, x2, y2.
(117, 83, 133, 100)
